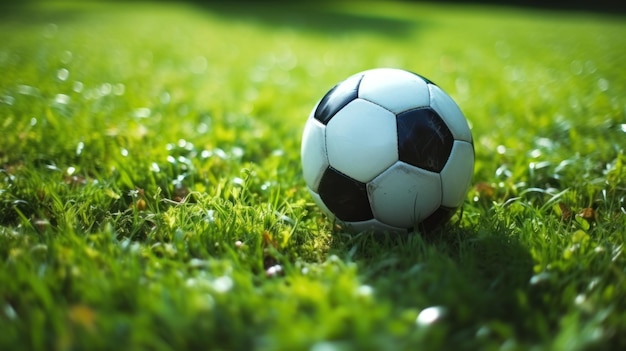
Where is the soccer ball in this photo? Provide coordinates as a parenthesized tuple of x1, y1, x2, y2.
(301, 68, 474, 234)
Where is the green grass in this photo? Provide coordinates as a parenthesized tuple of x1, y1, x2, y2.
(1, 1, 626, 350)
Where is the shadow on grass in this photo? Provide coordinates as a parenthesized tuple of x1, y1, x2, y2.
(435, 0, 626, 14)
(0, 1, 84, 25)
(329, 223, 534, 322)
(0, 1, 420, 40)
(175, 1, 418, 38)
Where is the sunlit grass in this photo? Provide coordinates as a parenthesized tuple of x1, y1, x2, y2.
(1, 1, 625, 350)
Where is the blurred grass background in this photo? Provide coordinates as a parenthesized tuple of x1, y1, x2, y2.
(1, 1, 625, 350)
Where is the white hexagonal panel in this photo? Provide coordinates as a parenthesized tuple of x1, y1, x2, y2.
(428, 84, 472, 143)
(440, 140, 474, 208)
(326, 98, 398, 183)
(358, 68, 431, 114)
(368, 161, 442, 229)
(300, 117, 329, 192)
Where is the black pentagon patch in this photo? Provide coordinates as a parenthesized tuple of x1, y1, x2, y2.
(418, 206, 456, 233)
(318, 167, 373, 222)
(314, 74, 363, 125)
(396, 108, 454, 173)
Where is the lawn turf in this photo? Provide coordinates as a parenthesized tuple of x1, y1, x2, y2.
(1, 1, 626, 350)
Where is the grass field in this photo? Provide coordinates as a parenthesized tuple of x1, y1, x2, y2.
(1, 1, 626, 350)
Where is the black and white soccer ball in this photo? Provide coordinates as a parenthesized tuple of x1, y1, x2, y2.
(301, 68, 474, 234)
